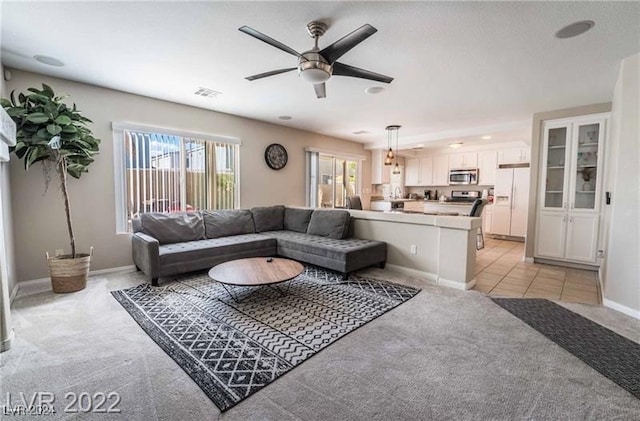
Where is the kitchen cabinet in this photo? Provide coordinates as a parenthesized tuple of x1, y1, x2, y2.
(483, 204, 493, 234)
(478, 151, 497, 185)
(405, 157, 433, 186)
(432, 154, 450, 186)
(498, 147, 529, 165)
(371, 149, 391, 184)
(535, 114, 607, 264)
(449, 152, 478, 169)
(492, 167, 530, 237)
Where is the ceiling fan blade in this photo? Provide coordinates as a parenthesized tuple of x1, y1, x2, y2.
(246, 68, 297, 81)
(313, 83, 326, 99)
(320, 24, 377, 64)
(332, 62, 394, 84)
(239, 26, 304, 59)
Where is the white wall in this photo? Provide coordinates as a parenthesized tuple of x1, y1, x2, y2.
(6, 69, 371, 282)
(602, 53, 640, 316)
(1, 58, 17, 351)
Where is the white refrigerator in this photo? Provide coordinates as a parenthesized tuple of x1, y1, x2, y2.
(492, 167, 530, 237)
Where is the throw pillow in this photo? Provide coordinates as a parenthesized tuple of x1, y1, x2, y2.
(283, 207, 313, 233)
(251, 205, 285, 232)
(203, 209, 255, 239)
(307, 209, 350, 239)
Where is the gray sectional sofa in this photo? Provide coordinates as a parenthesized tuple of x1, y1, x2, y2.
(131, 205, 387, 286)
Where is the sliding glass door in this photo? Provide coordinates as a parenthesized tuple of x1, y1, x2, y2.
(310, 152, 359, 208)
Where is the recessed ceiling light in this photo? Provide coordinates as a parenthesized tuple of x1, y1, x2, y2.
(449, 142, 463, 149)
(33, 55, 64, 67)
(481, 135, 492, 140)
(555, 20, 595, 39)
(417, 144, 425, 147)
(352, 130, 369, 135)
(278, 115, 292, 120)
(365, 86, 385, 95)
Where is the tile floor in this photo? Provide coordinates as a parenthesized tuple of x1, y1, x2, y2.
(473, 238, 601, 305)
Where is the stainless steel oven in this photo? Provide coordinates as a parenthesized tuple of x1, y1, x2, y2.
(449, 168, 479, 185)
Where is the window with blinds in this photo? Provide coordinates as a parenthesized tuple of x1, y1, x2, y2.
(120, 129, 238, 231)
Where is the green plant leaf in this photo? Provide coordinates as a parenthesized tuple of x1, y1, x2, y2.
(0, 98, 11, 108)
(26, 112, 50, 124)
(54, 115, 72, 125)
(46, 124, 62, 135)
(41, 84, 55, 98)
(61, 125, 77, 134)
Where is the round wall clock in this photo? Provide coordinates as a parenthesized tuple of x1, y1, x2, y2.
(264, 143, 288, 170)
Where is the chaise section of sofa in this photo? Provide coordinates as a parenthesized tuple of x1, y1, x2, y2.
(131, 206, 387, 286)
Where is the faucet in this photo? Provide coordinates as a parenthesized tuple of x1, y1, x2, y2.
(394, 186, 402, 199)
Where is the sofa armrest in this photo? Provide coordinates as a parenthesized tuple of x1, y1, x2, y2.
(132, 232, 160, 281)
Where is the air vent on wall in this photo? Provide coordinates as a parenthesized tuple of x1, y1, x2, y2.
(194, 87, 222, 99)
(352, 130, 369, 135)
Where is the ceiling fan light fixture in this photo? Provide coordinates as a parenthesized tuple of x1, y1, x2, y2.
(299, 68, 331, 84)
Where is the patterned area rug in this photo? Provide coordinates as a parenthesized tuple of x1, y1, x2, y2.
(112, 266, 419, 411)
(492, 298, 640, 400)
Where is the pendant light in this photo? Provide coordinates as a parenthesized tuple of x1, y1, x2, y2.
(384, 126, 394, 165)
(386, 125, 402, 174)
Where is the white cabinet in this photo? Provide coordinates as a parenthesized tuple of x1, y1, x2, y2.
(449, 152, 478, 169)
(492, 167, 530, 237)
(433, 154, 449, 186)
(405, 157, 433, 186)
(536, 212, 599, 263)
(478, 151, 497, 186)
(370, 201, 392, 211)
(371, 149, 391, 184)
(535, 114, 608, 264)
(483, 204, 493, 234)
(498, 147, 530, 165)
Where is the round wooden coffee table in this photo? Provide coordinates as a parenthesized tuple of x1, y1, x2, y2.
(208, 257, 304, 302)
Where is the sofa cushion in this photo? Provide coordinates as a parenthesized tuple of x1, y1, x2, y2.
(283, 207, 313, 233)
(307, 209, 350, 239)
(251, 205, 285, 232)
(203, 209, 255, 239)
(136, 212, 204, 245)
(158, 234, 275, 266)
(261, 230, 385, 261)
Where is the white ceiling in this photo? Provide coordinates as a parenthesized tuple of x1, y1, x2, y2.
(1, 1, 639, 150)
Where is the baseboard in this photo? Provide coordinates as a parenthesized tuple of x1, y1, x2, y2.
(603, 299, 640, 320)
(9, 283, 19, 304)
(533, 257, 599, 271)
(13, 265, 137, 301)
(0, 329, 14, 353)
(384, 264, 437, 284)
(438, 277, 476, 291)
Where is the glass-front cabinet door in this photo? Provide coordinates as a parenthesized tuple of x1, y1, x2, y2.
(541, 118, 605, 212)
(541, 123, 570, 209)
(570, 120, 604, 211)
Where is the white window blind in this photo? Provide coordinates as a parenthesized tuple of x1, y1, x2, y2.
(113, 124, 239, 232)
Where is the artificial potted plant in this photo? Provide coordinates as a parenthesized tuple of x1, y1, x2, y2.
(1, 84, 100, 293)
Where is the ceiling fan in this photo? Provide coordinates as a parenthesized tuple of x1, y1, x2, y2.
(239, 21, 394, 99)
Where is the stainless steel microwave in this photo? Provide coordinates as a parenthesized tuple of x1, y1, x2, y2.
(449, 168, 479, 185)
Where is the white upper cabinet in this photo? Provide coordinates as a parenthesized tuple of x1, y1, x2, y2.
(449, 152, 478, 169)
(405, 157, 433, 186)
(433, 154, 450, 186)
(371, 149, 391, 184)
(498, 147, 530, 165)
(478, 151, 497, 185)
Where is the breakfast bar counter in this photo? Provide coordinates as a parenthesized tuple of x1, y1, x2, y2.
(348, 209, 481, 290)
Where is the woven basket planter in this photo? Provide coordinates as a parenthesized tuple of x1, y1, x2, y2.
(46, 248, 93, 293)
